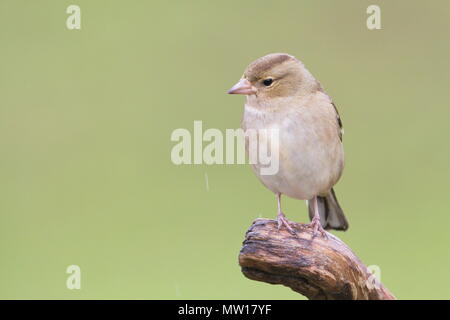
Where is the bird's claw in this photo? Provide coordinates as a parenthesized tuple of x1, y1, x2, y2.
(309, 218, 328, 239)
(277, 212, 296, 235)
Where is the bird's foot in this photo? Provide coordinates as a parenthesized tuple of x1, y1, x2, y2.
(309, 217, 328, 239)
(277, 212, 296, 235)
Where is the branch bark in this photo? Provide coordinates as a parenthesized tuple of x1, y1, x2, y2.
(238, 218, 395, 300)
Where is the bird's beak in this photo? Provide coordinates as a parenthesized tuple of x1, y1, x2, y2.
(227, 78, 256, 95)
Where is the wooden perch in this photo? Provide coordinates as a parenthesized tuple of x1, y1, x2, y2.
(239, 218, 395, 300)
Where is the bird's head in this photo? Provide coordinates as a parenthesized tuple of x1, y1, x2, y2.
(228, 53, 320, 100)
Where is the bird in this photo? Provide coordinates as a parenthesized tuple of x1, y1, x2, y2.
(227, 53, 348, 237)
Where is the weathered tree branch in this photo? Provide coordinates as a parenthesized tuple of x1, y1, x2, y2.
(239, 218, 395, 300)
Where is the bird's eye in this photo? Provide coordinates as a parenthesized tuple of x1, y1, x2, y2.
(263, 78, 273, 86)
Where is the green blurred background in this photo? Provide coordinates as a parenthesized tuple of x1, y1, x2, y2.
(0, 0, 449, 299)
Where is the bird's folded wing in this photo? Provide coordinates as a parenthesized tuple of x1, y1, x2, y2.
(331, 102, 343, 141)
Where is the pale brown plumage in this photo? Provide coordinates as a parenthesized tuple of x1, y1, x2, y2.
(228, 53, 348, 235)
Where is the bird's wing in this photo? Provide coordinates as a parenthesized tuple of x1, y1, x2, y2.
(331, 102, 343, 141)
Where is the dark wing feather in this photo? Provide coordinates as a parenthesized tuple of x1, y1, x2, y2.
(331, 102, 343, 141)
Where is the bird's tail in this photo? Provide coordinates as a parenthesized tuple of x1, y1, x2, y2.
(308, 188, 349, 231)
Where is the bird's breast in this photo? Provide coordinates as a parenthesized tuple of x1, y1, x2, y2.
(242, 102, 344, 200)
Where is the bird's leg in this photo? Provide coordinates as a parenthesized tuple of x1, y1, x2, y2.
(276, 193, 295, 234)
(309, 196, 328, 238)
